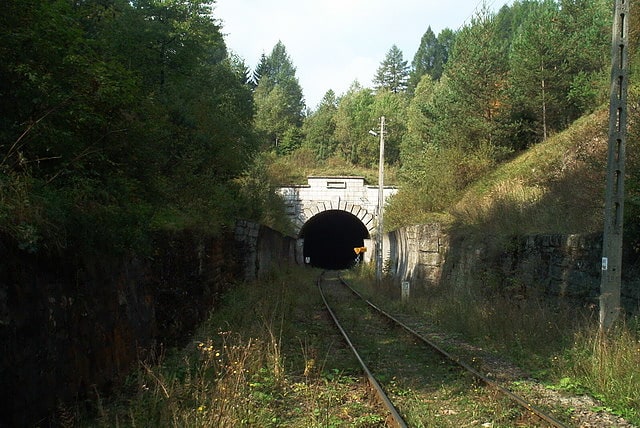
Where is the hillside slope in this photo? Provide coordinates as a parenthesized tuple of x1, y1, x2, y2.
(451, 108, 610, 236)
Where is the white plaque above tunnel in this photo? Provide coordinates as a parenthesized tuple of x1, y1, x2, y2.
(277, 176, 398, 238)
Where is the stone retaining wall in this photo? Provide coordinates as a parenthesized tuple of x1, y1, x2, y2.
(388, 224, 639, 310)
(234, 220, 297, 280)
(0, 230, 238, 427)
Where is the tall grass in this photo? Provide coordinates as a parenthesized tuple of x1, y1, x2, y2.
(555, 320, 640, 422)
(77, 266, 384, 427)
(346, 269, 640, 425)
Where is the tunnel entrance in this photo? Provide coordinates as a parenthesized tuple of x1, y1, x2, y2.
(300, 210, 370, 270)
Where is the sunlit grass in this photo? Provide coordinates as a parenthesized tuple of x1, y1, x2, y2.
(345, 268, 640, 425)
(77, 266, 385, 427)
(553, 321, 640, 422)
(452, 109, 608, 236)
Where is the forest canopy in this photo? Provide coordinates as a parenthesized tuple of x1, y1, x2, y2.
(1, 0, 635, 251)
(1, 0, 262, 253)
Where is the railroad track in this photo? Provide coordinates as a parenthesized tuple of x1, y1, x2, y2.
(318, 271, 568, 428)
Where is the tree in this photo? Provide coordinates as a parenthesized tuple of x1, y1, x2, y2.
(251, 53, 268, 88)
(408, 27, 455, 91)
(303, 90, 338, 160)
(0, 0, 258, 251)
(432, 29, 456, 81)
(409, 27, 438, 91)
(373, 45, 410, 93)
(437, 7, 510, 149)
(509, 0, 564, 142)
(257, 41, 305, 123)
(252, 41, 305, 149)
(402, 75, 437, 165)
(559, 0, 610, 118)
(254, 81, 297, 148)
(369, 90, 408, 166)
(333, 82, 375, 165)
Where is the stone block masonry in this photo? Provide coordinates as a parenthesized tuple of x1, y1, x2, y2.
(277, 176, 397, 237)
(388, 225, 639, 311)
(234, 220, 297, 280)
(0, 230, 240, 427)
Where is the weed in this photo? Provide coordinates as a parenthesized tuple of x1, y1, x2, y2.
(553, 320, 640, 423)
(345, 268, 640, 425)
(78, 267, 385, 427)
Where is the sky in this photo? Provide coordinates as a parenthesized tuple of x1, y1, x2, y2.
(214, 0, 513, 109)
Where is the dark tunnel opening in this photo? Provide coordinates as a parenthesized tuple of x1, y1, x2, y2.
(300, 210, 370, 270)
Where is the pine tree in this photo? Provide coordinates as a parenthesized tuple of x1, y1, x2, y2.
(509, 0, 564, 142)
(409, 27, 456, 91)
(252, 41, 305, 148)
(432, 29, 456, 80)
(373, 45, 410, 93)
(251, 53, 268, 88)
(439, 7, 509, 149)
(409, 27, 438, 91)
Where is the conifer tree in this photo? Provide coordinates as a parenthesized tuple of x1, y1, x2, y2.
(373, 45, 410, 93)
(509, 0, 564, 142)
(252, 41, 305, 148)
(409, 27, 438, 91)
(438, 8, 509, 149)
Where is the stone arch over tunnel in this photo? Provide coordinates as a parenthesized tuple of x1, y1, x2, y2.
(300, 210, 370, 270)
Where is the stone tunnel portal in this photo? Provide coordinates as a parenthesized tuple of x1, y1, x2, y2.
(300, 210, 370, 270)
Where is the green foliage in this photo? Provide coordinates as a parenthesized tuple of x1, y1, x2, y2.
(302, 90, 338, 160)
(252, 41, 305, 150)
(508, 0, 564, 143)
(383, 0, 615, 231)
(0, 0, 261, 254)
(442, 7, 510, 149)
(333, 83, 376, 165)
(235, 153, 293, 235)
(553, 320, 640, 424)
(408, 27, 456, 90)
(373, 45, 410, 94)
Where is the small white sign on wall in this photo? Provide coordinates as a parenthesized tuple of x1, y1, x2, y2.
(401, 281, 410, 302)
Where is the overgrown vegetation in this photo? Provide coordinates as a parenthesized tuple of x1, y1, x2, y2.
(345, 269, 640, 424)
(5, 0, 640, 425)
(75, 267, 387, 427)
(0, 0, 289, 254)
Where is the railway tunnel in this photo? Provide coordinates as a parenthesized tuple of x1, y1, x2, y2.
(300, 210, 370, 270)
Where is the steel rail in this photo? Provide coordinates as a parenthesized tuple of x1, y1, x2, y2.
(338, 275, 568, 428)
(317, 273, 408, 428)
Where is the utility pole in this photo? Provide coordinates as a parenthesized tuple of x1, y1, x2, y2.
(600, 0, 629, 332)
(376, 116, 386, 284)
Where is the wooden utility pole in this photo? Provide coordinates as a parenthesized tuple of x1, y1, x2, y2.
(600, 0, 630, 331)
(376, 116, 386, 284)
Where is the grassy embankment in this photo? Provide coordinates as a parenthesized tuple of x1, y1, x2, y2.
(363, 106, 640, 423)
(76, 266, 387, 427)
(79, 108, 639, 426)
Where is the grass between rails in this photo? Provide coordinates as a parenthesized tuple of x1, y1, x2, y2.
(78, 266, 387, 427)
(344, 267, 640, 425)
(321, 275, 548, 427)
(76, 263, 639, 427)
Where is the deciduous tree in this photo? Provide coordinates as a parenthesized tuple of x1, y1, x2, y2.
(303, 90, 338, 160)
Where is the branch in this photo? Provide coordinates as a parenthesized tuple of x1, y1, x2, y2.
(1, 100, 69, 168)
